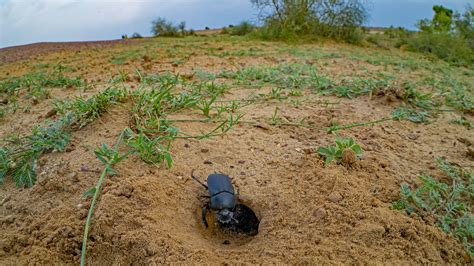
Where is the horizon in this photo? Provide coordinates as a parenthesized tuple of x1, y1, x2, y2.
(0, 0, 472, 49)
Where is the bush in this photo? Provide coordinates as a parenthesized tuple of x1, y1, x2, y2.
(151, 17, 179, 37)
(406, 32, 474, 66)
(131, 32, 143, 39)
(230, 21, 255, 36)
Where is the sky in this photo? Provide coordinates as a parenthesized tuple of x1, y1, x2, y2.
(0, 0, 472, 48)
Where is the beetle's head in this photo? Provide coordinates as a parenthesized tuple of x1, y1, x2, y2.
(216, 209, 237, 224)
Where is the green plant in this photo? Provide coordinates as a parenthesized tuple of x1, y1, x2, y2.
(197, 94, 218, 118)
(150, 17, 180, 37)
(251, 0, 367, 43)
(450, 116, 473, 129)
(393, 158, 473, 259)
(81, 128, 132, 266)
(0, 116, 72, 187)
(406, 32, 473, 67)
(126, 133, 173, 167)
(391, 106, 431, 124)
(1, 88, 127, 187)
(56, 87, 128, 129)
(317, 137, 362, 165)
(230, 21, 255, 36)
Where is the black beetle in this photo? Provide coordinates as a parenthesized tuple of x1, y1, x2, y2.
(191, 170, 238, 228)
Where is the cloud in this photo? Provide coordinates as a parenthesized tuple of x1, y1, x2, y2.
(0, 0, 255, 48)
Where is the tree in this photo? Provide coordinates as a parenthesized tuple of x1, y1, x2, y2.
(250, 0, 368, 41)
(453, 5, 474, 44)
(151, 17, 179, 37)
(432, 5, 453, 32)
(417, 5, 454, 33)
(178, 21, 186, 35)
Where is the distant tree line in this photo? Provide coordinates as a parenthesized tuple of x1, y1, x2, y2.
(372, 5, 473, 67)
(150, 17, 195, 37)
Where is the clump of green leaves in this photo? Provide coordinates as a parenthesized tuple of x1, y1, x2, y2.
(0, 69, 85, 97)
(393, 158, 473, 258)
(319, 78, 389, 99)
(126, 133, 173, 167)
(1, 88, 128, 188)
(391, 106, 432, 124)
(317, 137, 362, 165)
(56, 87, 128, 129)
(450, 116, 473, 129)
(0, 116, 72, 187)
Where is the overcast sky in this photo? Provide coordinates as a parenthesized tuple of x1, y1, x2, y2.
(0, 0, 472, 48)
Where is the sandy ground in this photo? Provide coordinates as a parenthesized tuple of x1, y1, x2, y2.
(0, 36, 472, 264)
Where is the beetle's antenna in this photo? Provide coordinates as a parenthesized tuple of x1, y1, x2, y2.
(191, 169, 208, 189)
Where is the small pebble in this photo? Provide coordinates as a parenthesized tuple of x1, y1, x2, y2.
(328, 191, 343, 203)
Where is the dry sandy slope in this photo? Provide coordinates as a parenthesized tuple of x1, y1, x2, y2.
(0, 36, 472, 264)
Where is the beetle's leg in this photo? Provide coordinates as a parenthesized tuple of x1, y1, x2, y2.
(191, 169, 208, 189)
(202, 204, 209, 228)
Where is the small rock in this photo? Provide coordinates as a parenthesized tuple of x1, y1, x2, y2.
(80, 164, 89, 172)
(0, 195, 11, 206)
(238, 160, 245, 164)
(313, 208, 327, 220)
(203, 160, 212, 165)
(295, 148, 302, 152)
(407, 133, 418, 140)
(200, 148, 209, 153)
(77, 203, 84, 209)
(184, 143, 190, 148)
(328, 191, 343, 203)
(68, 172, 77, 179)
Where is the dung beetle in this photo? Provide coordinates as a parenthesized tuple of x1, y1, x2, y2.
(191, 170, 238, 228)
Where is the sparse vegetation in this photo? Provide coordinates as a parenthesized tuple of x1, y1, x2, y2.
(393, 158, 474, 259)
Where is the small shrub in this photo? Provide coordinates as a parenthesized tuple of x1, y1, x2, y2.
(230, 21, 255, 36)
(317, 137, 362, 165)
(131, 32, 143, 39)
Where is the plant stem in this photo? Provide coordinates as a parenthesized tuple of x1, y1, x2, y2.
(328, 117, 392, 132)
(80, 167, 107, 266)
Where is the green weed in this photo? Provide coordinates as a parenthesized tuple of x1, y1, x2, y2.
(393, 158, 473, 258)
(392, 106, 432, 124)
(317, 137, 362, 165)
(450, 116, 473, 129)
